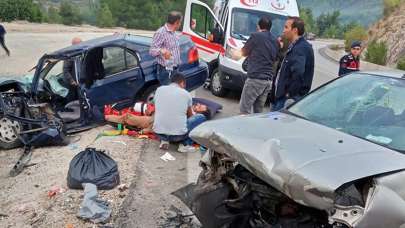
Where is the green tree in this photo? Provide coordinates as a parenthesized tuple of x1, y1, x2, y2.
(344, 25, 367, 51)
(299, 8, 318, 34)
(47, 6, 62, 24)
(397, 56, 405, 71)
(59, 0, 82, 25)
(383, 0, 403, 16)
(324, 24, 339, 38)
(0, 0, 39, 22)
(97, 4, 114, 27)
(101, 0, 186, 30)
(316, 11, 341, 38)
(365, 40, 388, 65)
(30, 3, 43, 23)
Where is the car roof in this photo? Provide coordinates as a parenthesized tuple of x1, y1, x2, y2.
(358, 70, 405, 79)
(47, 34, 152, 58)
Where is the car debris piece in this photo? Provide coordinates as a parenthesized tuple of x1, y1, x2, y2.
(77, 183, 111, 224)
(160, 152, 176, 162)
(9, 146, 33, 177)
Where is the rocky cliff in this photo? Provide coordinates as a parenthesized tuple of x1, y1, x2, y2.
(367, 2, 405, 66)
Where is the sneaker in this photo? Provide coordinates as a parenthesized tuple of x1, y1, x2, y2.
(178, 144, 198, 153)
(159, 140, 170, 150)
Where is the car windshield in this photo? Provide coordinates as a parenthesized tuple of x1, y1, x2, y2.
(288, 73, 405, 152)
(231, 8, 287, 40)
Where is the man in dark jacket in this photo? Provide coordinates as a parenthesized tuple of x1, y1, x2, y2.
(238, 17, 279, 114)
(0, 24, 10, 56)
(338, 41, 361, 76)
(271, 17, 314, 111)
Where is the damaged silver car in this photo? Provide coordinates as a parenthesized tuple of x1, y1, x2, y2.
(174, 71, 405, 227)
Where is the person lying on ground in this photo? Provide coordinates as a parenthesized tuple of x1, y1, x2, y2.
(105, 102, 211, 135)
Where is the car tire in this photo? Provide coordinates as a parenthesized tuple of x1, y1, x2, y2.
(210, 68, 228, 97)
(141, 84, 159, 103)
(0, 117, 22, 149)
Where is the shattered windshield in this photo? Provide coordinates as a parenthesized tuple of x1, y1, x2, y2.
(231, 8, 287, 40)
(288, 74, 405, 152)
(38, 59, 70, 97)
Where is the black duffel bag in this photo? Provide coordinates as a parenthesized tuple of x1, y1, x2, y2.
(67, 147, 120, 190)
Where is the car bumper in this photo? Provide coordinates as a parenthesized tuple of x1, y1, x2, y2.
(219, 64, 247, 91)
(183, 61, 209, 92)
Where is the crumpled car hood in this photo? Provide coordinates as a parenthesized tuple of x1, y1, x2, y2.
(190, 112, 405, 209)
(0, 75, 33, 92)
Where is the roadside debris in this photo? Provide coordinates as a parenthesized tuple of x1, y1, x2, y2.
(9, 146, 33, 177)
(77, 183, 111, 224)
(160, 152, 176, 162)
(67, 147, 120, 190)
(118, 184, 128, 192)
(160, 205, 199, 228)
(47, 185, 66, 198)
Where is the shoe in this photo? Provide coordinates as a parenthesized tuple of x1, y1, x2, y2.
(159, 140, 170, 150)
(178, 144, 198, 153)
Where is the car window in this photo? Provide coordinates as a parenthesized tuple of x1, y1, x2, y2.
(102, 47, 138, 77)
(288, 74, 405, 152)
(191, 3, 216, 39)
(40, 60, 70, 97)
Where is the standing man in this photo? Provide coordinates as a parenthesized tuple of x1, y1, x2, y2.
(238, 17, 279, 114)
(153, 73, 206, 153)
(338, 41, 362, 76)
(271, 17, 314, 111)
(0, 24, 10, 56)
(150, 11, 182, 85)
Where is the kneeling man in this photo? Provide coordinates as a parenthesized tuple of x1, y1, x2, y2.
(153, 73, 206, 152)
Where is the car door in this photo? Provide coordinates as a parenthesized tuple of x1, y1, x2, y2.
(86, 46, 144, 108)
(183, 0, 225, 62)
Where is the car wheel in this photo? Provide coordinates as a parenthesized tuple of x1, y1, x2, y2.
(0, 117, 22, 149)
(141, 84, 159, 103)
(210, 68, 228, 97)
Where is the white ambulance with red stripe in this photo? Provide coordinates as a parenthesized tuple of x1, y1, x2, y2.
(183, 0, 299, 97)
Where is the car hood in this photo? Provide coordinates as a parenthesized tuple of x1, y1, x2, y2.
(0, 75, 33, 92)
(190, 112, 405, 209)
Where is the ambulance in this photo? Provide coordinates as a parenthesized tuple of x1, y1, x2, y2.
(183, 0, 299, 97)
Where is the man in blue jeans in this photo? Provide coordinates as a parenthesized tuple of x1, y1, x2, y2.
(153, 73, 206, 153)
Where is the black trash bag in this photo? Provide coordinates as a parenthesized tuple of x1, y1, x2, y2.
(67, 148, 120, 190)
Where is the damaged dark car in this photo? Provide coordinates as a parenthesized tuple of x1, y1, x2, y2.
(0, 34, 208, 150)
(175, 72, 405, 227)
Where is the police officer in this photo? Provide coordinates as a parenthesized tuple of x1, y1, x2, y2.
(338, 41, 362, 76)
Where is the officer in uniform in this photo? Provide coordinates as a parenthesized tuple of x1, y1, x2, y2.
(338, 41, 362, 76)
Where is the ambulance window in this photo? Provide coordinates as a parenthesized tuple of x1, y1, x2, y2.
(191, 3, 216, 39)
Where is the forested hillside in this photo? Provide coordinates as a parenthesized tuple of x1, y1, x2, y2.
(298, 0, 383, 26)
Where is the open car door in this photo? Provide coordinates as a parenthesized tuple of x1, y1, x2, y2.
(183, 0, 225, 63)
(84, 46, 144, 109)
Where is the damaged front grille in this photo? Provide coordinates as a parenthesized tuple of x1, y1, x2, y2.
(1, 91, 68, 176)
(173, 150, 335, 228)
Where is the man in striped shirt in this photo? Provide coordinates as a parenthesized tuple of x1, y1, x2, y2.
(150, 11, 182, 85)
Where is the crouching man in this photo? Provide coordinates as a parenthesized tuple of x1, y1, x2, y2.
(153, 73, 206, 153)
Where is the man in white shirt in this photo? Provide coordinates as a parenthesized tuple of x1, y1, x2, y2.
(153, 73, 206, 152)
